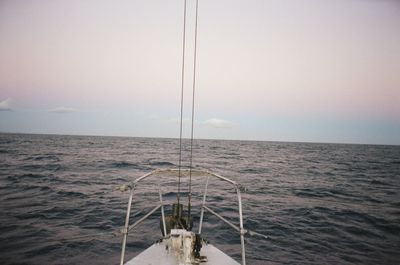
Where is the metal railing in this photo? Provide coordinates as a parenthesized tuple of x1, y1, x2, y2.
(119, 168, 247, 265)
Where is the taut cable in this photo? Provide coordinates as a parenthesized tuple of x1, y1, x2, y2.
(177, 0, 187, 205)
(188, 0, 199, 226)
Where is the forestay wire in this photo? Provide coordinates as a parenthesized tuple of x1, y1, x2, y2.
(177, 0, 199, 220)
(177, 0, 187, 205)
(187, 0, 199, 224)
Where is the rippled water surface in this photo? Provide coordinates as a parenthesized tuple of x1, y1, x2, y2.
(0, 133, 399, 265)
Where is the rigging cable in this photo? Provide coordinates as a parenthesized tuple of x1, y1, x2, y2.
(177, 0, 187, 205)
(187, 0, 199, 226)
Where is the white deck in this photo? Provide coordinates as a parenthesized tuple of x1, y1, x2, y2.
(125, 241, 240, 265)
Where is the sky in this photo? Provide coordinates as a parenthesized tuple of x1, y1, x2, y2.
(0, 0, 399, 145)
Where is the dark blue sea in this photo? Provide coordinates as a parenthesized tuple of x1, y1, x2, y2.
(0, 133, 399, 265)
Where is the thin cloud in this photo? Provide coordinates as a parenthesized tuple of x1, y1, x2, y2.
(0, 98, 12, 111)
(47, 107, 79, 113)
(203, 118, 238, 129)
(166, 117, 191, 124)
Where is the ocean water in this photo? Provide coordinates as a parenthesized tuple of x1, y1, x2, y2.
(0, 133, 399, 265)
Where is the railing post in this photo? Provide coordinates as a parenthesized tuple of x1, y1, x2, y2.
(236, 186, 246, 265)
(120, 186, 134, 265)
(198, 175, 210, 234)
(159, 186, 167, 236)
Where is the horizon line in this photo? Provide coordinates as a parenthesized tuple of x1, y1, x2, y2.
(0, 130, 398, 147)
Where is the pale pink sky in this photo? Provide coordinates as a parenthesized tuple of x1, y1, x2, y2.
(0, 0, 399, 144)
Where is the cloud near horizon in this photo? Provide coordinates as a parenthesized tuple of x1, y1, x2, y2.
(203, 118, 238, 129)
(166, 117, 192, 124)
(0, 98, 12, 111)
(165, 117, 238, 129)
(47, 107, 79, 113)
